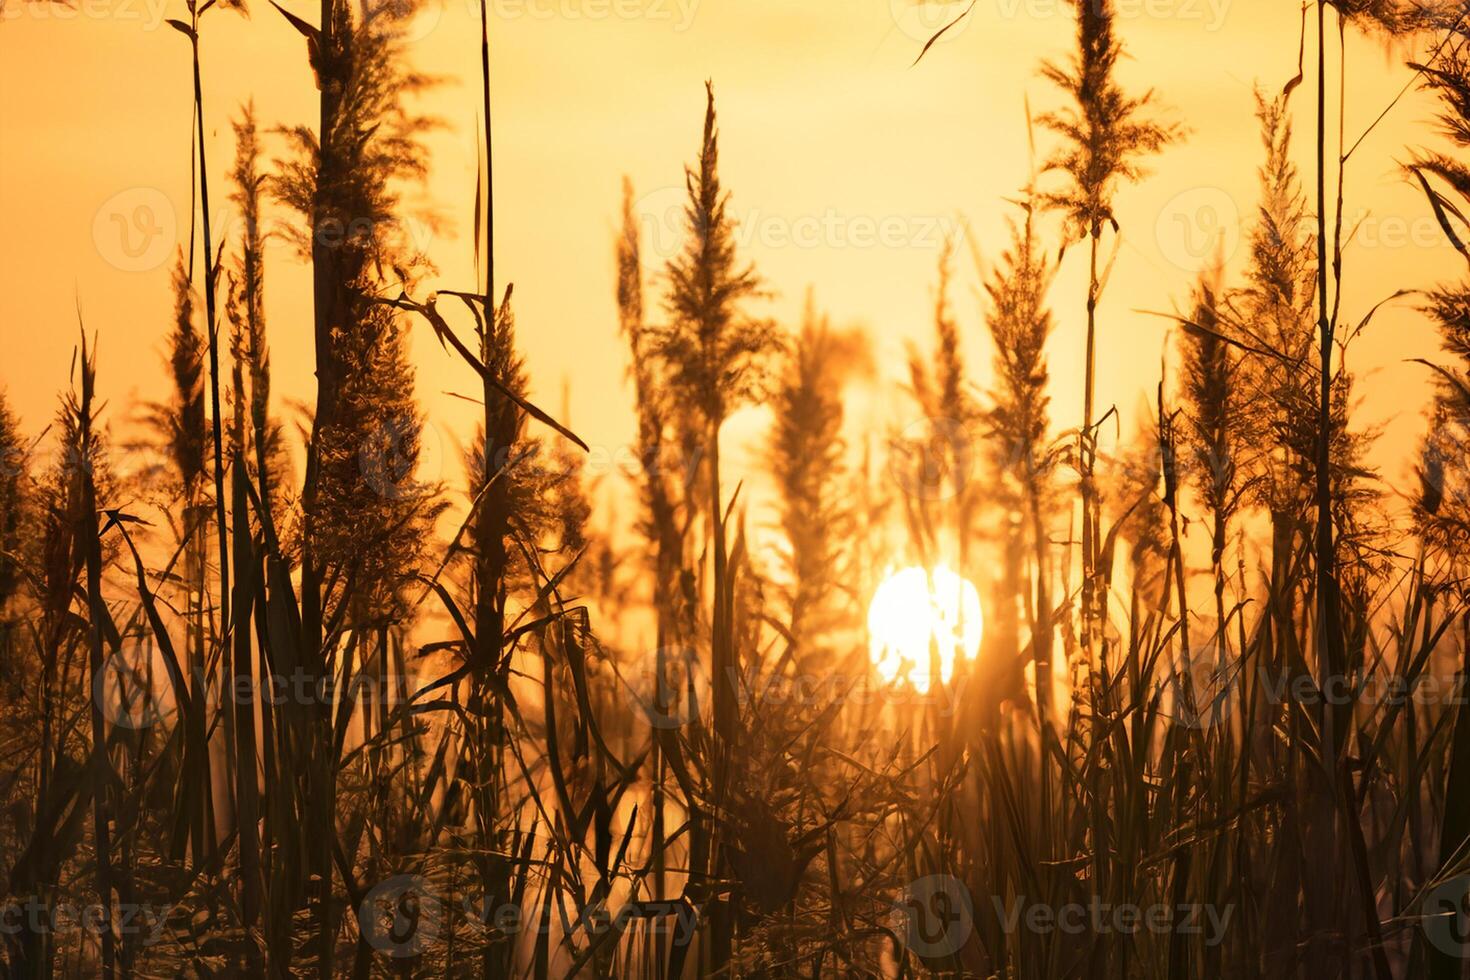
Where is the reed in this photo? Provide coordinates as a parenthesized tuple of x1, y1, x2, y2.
(11, 6, 1470, 979)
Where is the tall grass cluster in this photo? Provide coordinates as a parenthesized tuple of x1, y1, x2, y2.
(10, 0, 1470, 977)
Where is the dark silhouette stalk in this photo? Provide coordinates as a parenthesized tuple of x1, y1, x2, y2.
(77, 336, 117, 980)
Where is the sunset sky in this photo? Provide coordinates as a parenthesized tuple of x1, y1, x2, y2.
(0, 0, 1458, 528)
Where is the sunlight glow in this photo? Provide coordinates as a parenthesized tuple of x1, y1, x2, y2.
(867, 565, 983, 694)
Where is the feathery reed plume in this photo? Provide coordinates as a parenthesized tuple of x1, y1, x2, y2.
(906, 240, 980, 578)
(616, 177, 689, 921)
(651, 80, 780, 971)
(1233, 92, 1377, 588)
(1232, 90, 1318, 693)
(459, 298, 568, 602)
(771, 290, 865, 667)
(164, 252, 207, 502)
(1179, 274, 1241, 642)
(1104, 411, 1169, 607)
(1409, 32, 1470, 551)
(226, 101, 288, 525)
(270, 0, 441, 963)
(1038, 0, 1179, 654)
(1404, 27, 1470, 978)
(460, 289, 530, 975)
(983, 196, 1058, 720)
(161, 250, 208, 567)
(0, 390, 23, 663)
(17, 366, 113, 965)
(619, 177, 687, 645)
(273, 0, 438, 641)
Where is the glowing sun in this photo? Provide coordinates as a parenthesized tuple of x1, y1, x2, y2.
(867, 565, 983, 693)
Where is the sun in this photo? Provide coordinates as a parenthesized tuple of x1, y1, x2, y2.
(867, 565, 983, 693)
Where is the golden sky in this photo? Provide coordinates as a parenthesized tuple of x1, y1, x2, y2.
(0, 0, 1460, 529)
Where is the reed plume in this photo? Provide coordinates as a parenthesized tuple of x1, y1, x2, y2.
(771, 291, 865, 667)
(1039, 0, 1179, 653)
(984, 196, 1058, 719)
(651, 79, 780, 971)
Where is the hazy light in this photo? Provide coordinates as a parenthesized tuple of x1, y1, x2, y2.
(867, 565, 983, 694)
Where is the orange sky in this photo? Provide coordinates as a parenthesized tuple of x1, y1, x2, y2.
(0, 0, 1460, 545)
